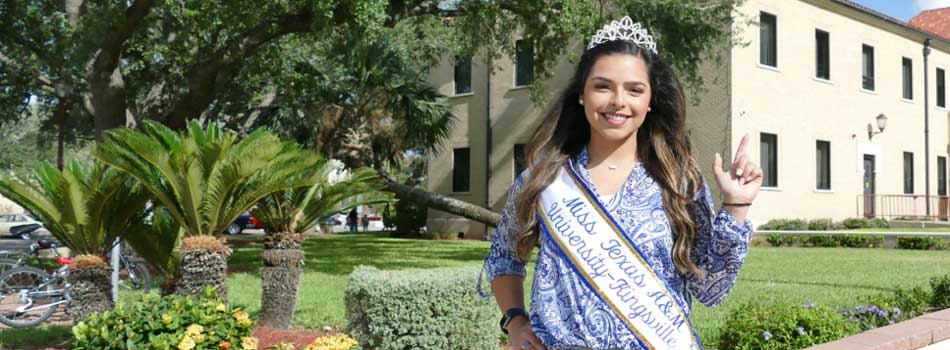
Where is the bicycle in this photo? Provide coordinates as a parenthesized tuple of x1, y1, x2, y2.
(0, 243, 73, 327)
(0, 239, 151, 293)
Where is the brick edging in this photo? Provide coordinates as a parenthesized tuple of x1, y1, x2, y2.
(806, 308, 950, 350)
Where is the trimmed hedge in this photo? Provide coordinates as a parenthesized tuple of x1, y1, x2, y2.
(345, 265, 499, 350)
(896, 236, 947, 250)
(758, 218, 888, 231)
(766, 234, 884, 248)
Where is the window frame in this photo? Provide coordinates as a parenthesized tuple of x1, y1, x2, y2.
(760, 133, 778, 188)
(514, 40, 534, 87)
(453, 56, 473, 95)
(903, 151, 915, 194)
(939, 156, 947, 196)
(513, 144, 527, 181)
(815, 29, 830, 80)
(903, 57, 914, 100)
(862, 44, 875, 91)
(938, 68, 946, 108)
(759, 12, 778, 68)
(816, 140, 831, 190)
(452, 147, 471, 193)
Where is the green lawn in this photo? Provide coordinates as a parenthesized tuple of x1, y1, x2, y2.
(226, 233, 950, 347)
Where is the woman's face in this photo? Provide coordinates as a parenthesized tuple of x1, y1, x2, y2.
(580, 53, 652, 144)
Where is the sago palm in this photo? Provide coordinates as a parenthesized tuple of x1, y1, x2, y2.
(95, 120, 320, 298)
(253, 161, 392, 328)
(0, 162, 150, 321)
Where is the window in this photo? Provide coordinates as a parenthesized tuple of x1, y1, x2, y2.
(760, 133, 778, 187)
(815, 30, 830, 80)
(939, 156, 947, 196)
(903, 57, 914, 100)
(816, 140, 831, 190)
(515, 40, 534, 86)
(759, 12, 777, 67)
(862, 45, 875, 90)
(513, 144, 527, 180)
(452, 148, 470, 192)
(904, 152, 914, 194)
(454, 57, 472, 95)
(938, 68, 946, 108)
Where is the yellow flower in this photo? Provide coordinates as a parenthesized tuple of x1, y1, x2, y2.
(240, 336, 258, 350)
(193, 333, 206, 344)
(186, 324, 204, 335)
(178, 336, 196, 350)
(306, 334, 358, 350)
(162, 314, 173, 324)
(216, 303, 227, 312)
(233, 311, 250, 322)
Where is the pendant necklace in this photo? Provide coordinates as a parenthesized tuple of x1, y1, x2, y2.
(607, 164, 618, 170)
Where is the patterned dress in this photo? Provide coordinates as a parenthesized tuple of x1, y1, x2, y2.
(481, 147, 752, 349)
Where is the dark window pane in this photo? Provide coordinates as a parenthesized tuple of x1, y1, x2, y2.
(515, 40, 534, 86)
(454, 57, 472, 95)
(514, 144, 527, 180)
(452, 148, 470, 192)
(816, 140, 831, 190)
(939, 156, 947, 196)
(903, 57, 914, 100)
(938, 68, 946, 108)
(760, 12, 777, 67)
(815, 30, 830, 80)
(863, 45, 875, 90)
(760, 133, 778, 187)
(904, 152, 914, 194)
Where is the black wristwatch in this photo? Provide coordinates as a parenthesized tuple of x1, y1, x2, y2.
(499, 308, 529, 334)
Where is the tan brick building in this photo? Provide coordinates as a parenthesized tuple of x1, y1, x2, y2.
(427, 0, 950, 238)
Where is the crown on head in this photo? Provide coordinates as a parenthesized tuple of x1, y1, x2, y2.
(587, 16, 657, 54)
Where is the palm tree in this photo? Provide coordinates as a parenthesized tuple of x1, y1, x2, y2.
(95, 120, 320, 298)
(253, 161, 392, 328)
(0, 162, 150, 321)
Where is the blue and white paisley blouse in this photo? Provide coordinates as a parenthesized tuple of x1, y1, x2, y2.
(482, 147, 752, 349)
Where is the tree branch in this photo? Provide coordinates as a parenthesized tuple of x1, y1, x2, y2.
(376, 168, 501, 227)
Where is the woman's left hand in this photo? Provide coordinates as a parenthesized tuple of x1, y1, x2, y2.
(712, 134, 762, 219)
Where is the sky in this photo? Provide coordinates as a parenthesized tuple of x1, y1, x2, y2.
(853, 0, 950, 22)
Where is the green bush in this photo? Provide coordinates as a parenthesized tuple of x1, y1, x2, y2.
(719, 299, 855, 350)
(931, 274, 950, 309)
(841, 218, 869, 229)
(804, 235, 836, 247)
(759, 219, 808, 231)
(859, 287, 932, 324)
(345, 265, 499, 350)
(807, 218, 837, 231)
(897, 236, 944, 250)
(72, 288, 254, 350)
(766, 234, 785, 246)
(867, 218, 890, 229)
(832, 235, 885, 248)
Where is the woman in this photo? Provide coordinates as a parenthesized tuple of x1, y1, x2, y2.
(482, 17, 762, 350)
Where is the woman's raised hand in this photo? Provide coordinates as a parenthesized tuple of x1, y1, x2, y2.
(712, 134, 763, 206)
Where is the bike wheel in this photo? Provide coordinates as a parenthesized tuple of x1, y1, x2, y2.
(119, 261, 152, 294)
(0, 266, 61, 327)
(0, 258, 21, 276)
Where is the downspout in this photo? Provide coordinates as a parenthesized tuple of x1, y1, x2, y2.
(924, 38, 932, 217)
(485, 55, 493, 238)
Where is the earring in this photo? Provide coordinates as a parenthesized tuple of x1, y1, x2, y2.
(647, 107, 652, 112)
(578, 99, 584, 105)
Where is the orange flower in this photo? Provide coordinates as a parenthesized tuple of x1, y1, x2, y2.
(219, 340, 232, 349)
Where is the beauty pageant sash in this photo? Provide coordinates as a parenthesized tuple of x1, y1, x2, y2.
(536, 164, 702, 350)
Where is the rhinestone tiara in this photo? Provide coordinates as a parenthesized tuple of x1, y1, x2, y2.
(586, 16, 657, 54)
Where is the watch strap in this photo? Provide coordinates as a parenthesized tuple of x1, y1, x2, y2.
(500, 308, 529, 334)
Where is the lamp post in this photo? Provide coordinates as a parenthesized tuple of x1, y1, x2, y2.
(868, 113, 887, 140)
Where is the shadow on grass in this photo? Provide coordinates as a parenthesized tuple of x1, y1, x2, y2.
(227, 232, 489, 276)
(0, 325, 72, 349)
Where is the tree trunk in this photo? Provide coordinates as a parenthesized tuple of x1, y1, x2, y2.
(175, 235, 231, 300)
(65, 266, 113, 322)
(258, 233, 303, 328)
(379, 172, 502, 227)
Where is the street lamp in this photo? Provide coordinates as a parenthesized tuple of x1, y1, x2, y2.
(868, 113, 887, 140)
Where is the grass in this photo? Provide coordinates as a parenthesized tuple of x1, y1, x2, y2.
(0, 325, 72, 349)
(226, 232, 950, 347)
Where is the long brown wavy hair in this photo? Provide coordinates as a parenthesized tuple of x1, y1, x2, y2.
(514, 40, 705, 277)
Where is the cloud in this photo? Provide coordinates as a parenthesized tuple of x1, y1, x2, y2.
(915, 0, 950, 12)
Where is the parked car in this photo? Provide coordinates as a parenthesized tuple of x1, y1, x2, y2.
(225, 211, 262, 235)
(0, 214, 44, 239)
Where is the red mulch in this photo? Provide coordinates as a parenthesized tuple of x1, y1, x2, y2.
(252, 326, 331, 349)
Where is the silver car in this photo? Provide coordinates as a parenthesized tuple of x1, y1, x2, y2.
(0, 214, 43, 239)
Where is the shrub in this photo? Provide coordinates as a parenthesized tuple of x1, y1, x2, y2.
(767, 234, 785, 247)
(833, 235, 885, 248)
(804, 235, 836, 248)
(345, 265, 499, 350)
(931, 274, 950, 309)
(72, 288, 255, 350)
(868, 218, 889, 229)
(807, 218, 836, 231)
(759, 219, 808, 231)
(897, 236, 943, 250)
(719, 299, 855, 350)
(841, 218, 869, 229)
(859, 287, 932, 322)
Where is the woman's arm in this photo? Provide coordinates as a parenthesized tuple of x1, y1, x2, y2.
(685, 183, 753, 307)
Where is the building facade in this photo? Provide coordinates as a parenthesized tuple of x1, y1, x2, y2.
(427, 0, 950, 238)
